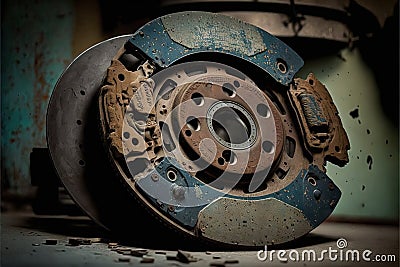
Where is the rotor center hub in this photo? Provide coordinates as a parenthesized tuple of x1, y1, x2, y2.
(207, 101, 257, 150)
(164, 66, 280, 177)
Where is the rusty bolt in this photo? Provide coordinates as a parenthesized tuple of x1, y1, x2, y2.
(168, 205, 175, 212)
(151, 173, 159, 182)
(172, 185, 185, 200)
(313, 189, 321, 200)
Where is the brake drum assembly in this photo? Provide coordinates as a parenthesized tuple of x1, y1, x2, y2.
(47, 11, 349, 246)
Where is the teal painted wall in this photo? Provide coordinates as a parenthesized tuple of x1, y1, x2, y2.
(1, 0, 74, 194)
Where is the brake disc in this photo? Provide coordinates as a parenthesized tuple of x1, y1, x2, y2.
(48, 11, 349, 247)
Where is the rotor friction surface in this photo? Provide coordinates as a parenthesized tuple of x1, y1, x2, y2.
(47, 36, 132, 230)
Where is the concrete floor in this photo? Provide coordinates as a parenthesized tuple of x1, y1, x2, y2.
(1, 212, 398, 267)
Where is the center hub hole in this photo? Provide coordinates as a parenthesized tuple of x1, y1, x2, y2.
(212, 106, 252, 145)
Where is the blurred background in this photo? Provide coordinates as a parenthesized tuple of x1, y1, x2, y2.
(1, 0, 398, 223)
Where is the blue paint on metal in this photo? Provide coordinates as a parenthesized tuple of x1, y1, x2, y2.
(299, 93, 328, 128)
(137, 157, 208, 228)
(271, 165, 341, 227)
(139, 156, 341, 229)
(1, 0, 74, 193)
(127, 11, 303, 86)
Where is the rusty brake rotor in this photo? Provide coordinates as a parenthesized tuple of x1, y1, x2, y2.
(48, 11, 350, 247)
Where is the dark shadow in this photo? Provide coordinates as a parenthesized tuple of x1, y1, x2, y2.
(356, 1, 399, 127)
(272, 232, 337, 250)
(282, 38, 348, 60)
(16, 216, 110, 239)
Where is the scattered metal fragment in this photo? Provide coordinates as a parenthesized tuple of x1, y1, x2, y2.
(44, 239, 57, 245)
(68, 238, 81, 246)
(212, 256, 221, 259)
(166, 255, 178, 261)
(31, 243, 40, 246)
(81, 239, 92, 245)
(140, 256, 155, 263)
(177, 250, 198, 263)
(108, 242, 118, 248)
(118, 257, 130, 262)
(210, 261, 225, 267)
(116, 247, 132, 253)
(88, 237, 103, 243)
(68, 238, 93, 246)
(131, 248, 148, 257)
(224, 259, 239, 264)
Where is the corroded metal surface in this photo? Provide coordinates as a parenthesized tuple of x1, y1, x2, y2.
(197, 197, 313, 246)
(171, 78, 276, 176)
(127, 11, 304, 85)
(162, 12, 266, 56)
(289, 73, 350, 167)
(98, 53, 155, 160)
(48, 11, 350, 247)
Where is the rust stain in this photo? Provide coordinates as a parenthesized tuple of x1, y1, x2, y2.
(11, 129, 21, 136)
(33, 32, 49, 133)
(42, 94, 49, 101)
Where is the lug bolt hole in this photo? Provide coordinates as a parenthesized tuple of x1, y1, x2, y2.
(118, 74, 125, 81)
(222, 83, 236, 97)
(257, 103, 270, 118)
(262, 141, 275, 154)
(308, 177, 317, 186)
(186, 116, 200, 131)
(167, 169, 177, 182)
(222, 150, 237, 165)
(276, 58, 287, 74)
(191, 92, 204, 106)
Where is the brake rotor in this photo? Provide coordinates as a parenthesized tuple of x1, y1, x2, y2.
(48, 11, 349, 247)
